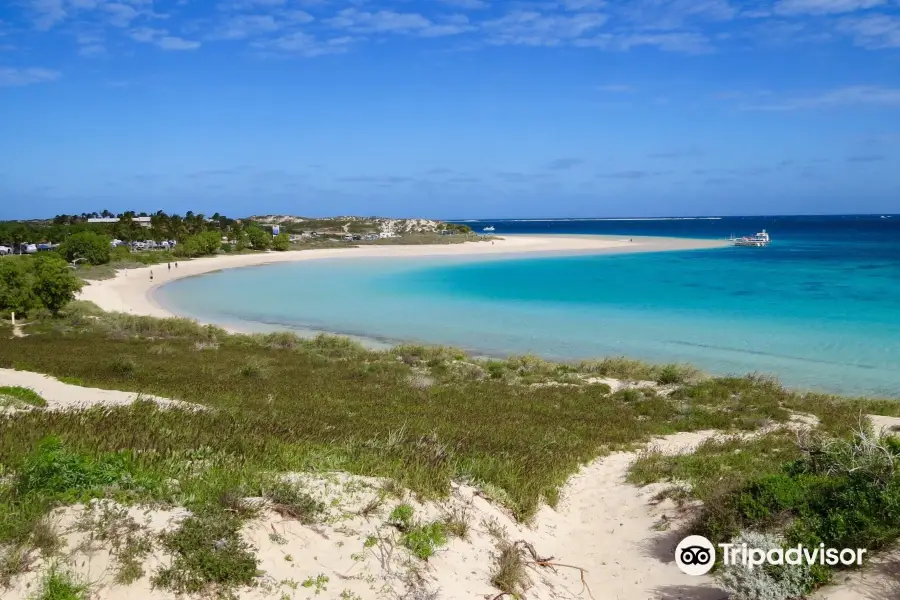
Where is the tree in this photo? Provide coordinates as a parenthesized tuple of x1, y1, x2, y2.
(31, 254, 82, 315)
(177, 231, 221, 257)
(272, 233, 291, 251)
(194, 230, 222, 255)
(246, 225, 271, 250)
(0, 259, 38, 316)
(59, 230, 111, 265)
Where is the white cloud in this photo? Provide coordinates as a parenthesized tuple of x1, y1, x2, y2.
(741, 85, 900, 110)
(577, 31, 711, 53)
(773, 0, 886, 15)
(255, 31, 358, 56)
(327, 8, 470, 37)
(839, 14, 900, 48)
(103, 3, 139, 27)
(0, 66, 61, 86)
(482, 10, 607, 46)
(439, 0, 489, 9)
(596, 83, 634, 92)
(130, 27, 200, 49)
(157, 35, 201, 50)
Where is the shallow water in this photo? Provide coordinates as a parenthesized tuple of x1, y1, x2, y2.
(157, 215, 900, 398)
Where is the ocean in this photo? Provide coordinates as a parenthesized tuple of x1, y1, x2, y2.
(156, 215, 900, 398)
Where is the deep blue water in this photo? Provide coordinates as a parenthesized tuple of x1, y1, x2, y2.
(157, 215, 900, 398)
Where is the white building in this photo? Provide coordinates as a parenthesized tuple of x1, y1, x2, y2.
(87, 216, 152, 228)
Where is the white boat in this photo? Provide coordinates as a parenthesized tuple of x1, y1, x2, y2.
(730, 230, 770, 247)
(482, 226, 495, 232)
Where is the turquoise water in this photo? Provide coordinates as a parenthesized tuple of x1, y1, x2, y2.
(157, 216, 900, 398)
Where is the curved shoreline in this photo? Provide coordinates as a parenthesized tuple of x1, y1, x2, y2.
(79, 234, 728, 326)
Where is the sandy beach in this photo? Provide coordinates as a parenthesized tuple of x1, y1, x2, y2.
(79, 234, 727, 321)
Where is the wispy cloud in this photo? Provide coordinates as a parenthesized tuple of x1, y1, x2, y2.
(545, 157, 585, 170)
(0, 66, 60, 86)
(9, 0, 900, 65)
(482, 11, 608, 46)
(576, 31, 712, 53)
(648, 148, 703, 159)
(598, 170, 668, 179)
(773, 0, 887, 16)
(326, 8, 472, 37)
(596, 83, 634, 93)
(254, 32, 357, 57)
(338, 175, 414, 186)
(736, 85, 900, 110)
(439, 0, 489, 9)
(847, 154, 886, 162)
(839, 14, 900, 48)
(157, 36, 201, 50)
(130, 27, 201, 50)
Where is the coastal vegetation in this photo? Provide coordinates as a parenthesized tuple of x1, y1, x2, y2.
(0, 213, 478, 287)
(2, 304, 900, 598)
(0, 254, 82, 317)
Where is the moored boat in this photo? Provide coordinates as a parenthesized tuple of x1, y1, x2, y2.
(730, 230, 770, 247)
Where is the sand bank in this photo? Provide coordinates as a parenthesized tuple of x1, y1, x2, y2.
(79, 235, 727, 321)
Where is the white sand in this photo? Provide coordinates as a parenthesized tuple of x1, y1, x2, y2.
(0, 367, 198, 412)
(4, 429, 726, 600)
(78, 235, 727, 322)
(3, 368, 899, 599)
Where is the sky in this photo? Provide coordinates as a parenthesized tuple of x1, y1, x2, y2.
(0, 0, 899, 219)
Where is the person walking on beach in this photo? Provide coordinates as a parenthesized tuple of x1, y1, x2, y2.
(175, 262, 178, 268)
(168, 263, 171, 271)
(150, 270, 154, 281)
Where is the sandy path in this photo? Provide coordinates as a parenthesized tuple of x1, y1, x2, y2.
(532, 430, 724, 600)
(78, 235, 727, 321)
(0, 368, 195, 411)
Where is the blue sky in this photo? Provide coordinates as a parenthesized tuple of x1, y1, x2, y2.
(1, 0, 899, 219)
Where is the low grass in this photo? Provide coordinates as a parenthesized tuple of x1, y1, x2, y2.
(629, 424, 900, 593)
(152, 510, 260, 596)
(33, 565, 90, 600)
(0, 386, 47, 409)
(490, 540, 528, 597)
(0, 310, 898, 594)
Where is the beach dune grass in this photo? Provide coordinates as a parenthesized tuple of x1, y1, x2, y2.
(0, 386, 47, 409)
(1, 310, 900, 596)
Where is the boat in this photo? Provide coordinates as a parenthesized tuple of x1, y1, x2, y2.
(482, 226, 495, 232)
(730, 230, 770, 247)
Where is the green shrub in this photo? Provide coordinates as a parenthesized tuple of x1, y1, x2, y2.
(153, 511, 259, 595)
(33, 564, 90, 600)
(272, 233, 290, 251)
(388, 503, 414, 531)
(16, 437, 136, 499)
(401, 521, 447, 560)
(695, 428, 900, 589)
(0, 386, 46, 408)
(266, 481, 326, 524)
(0, 259, 39, 316)
(31, 254, 82, 316)
(59, 231, 111, 266)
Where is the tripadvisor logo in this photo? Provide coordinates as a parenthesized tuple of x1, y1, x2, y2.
(675, 535, 867, 576)
(675, 536, 716, 576)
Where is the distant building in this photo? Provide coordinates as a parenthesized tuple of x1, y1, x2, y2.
(87, 216, 152, 228)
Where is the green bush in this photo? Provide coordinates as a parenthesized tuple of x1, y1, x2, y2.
(696, 429, 900, 589)
(0, 255, 81, 317)
(59, 231, 111, 265)
(245, 226, 271, 250)
(0, 259, 38, 316)
(15, 436, 136, 499)
(153, 510, 259, 595)
(31, 254, 83, 315)
(176, 231, 222, 257)
(272, 233, 290, 251)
